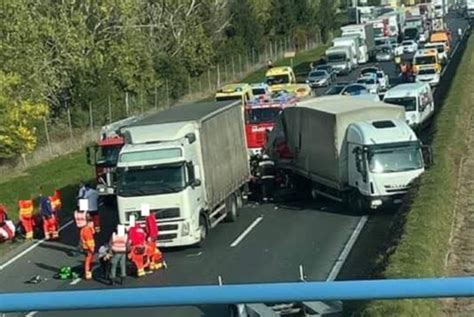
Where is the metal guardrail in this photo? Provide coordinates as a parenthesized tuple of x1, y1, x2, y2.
(0, 277, 473, 312)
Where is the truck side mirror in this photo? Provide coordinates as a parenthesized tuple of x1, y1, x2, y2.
(193, 164, 202, 187)
(422, 145, 433, 168)
(353, 147, 367, 182)
(86, 145, 96, 166)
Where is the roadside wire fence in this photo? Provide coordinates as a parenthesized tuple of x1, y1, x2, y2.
(1, 34, 322, 175)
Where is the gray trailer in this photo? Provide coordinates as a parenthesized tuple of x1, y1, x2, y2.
(268, 96, 427, 213)
(117, 101, 250, 247)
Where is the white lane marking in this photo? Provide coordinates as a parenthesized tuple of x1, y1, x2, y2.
(230, 216, 263, 247)
(25, 312, 38, 317)
(326, 215, 368, 282)
(0, 220, 74, 271)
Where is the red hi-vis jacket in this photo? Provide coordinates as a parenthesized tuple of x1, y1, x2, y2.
(19, 200, 34, 218)
(128, 225, 146, 246)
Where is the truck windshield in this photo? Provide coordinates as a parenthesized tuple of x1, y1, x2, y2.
(368, 145, 423, 173)
(384, 97, 417, 112)
(415, 55, 437, 65)
(117, 163, 186, 197)
(266, 75, 290, 85)
(404, 28, 418, 39)
(327, 53, 346, 63)
(216, 95, 242, 102)
(252, 88, 266, 96)
(97, 145, 121, 166)
(245, 108, 281, 124)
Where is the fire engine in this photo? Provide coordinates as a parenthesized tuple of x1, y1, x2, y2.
(245, 91, 298, 157)
(86, 116, 141, 196)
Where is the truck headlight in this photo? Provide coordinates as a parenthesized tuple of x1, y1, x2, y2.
(99, 187, 105, 193)
(371, 199, 383, 209)
(181, 222, 190, 236)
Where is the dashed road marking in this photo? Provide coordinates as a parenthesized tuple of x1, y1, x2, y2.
(230, 216, 263, 247)
(326, 215, 368, 281)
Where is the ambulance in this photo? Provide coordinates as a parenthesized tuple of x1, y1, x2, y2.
(412, 49, 441, 74)
(215, 83, 253, 105)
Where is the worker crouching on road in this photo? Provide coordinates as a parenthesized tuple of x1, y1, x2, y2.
(39, 192, 58, 240)
(144, 211, 167, 271)
(109, 225, 128, 285)
(80, 220, 95, 280)
(128, 216, 147, 277)
(19, 199, 35, 240)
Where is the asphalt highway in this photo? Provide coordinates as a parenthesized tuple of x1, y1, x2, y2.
(0, 12, 470, 317)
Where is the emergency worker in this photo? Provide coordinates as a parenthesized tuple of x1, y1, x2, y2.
(258, 154, 276, 202)
(128, 221, 147, 277)
(109, 226, 128, 285)
(19, 200, 35, 240)
(39, 193, 58, 240)
(83, 184, 100, 233)
(80, 220, 95, 280)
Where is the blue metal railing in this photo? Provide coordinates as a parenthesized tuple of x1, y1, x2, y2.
(0, 277, 473, 312)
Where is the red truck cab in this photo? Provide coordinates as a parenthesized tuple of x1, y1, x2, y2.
(245, 93, 298, 157)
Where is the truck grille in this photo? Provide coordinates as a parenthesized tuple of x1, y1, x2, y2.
(126, 208, 180, 222)
(158, 233, 177, 241)
(159, 224, 178, 231)
(384, 185, 409, 193)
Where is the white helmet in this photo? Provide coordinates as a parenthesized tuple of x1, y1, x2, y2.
(262, 154, 270, 160)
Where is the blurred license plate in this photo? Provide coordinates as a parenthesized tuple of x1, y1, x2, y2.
(393, 199, 403, 204)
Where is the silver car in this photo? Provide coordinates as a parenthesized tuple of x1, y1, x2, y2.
(306, 70, 332, 88)
(376, 46, 394, 62)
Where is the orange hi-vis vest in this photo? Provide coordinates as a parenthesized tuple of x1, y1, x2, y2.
(111, 233, 127, 253)
(19, 200, 34, 218)
(50, 192, 62, 211)
(81, 226, 95, 251)
(74, 211, 87, 228)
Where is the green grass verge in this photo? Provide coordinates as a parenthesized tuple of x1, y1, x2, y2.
(0, 151, 94, 222)
(361, 37, 474, 316)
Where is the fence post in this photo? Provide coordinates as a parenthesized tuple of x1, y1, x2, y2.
(165, 80, 170, 108)
(66, 104, 74, 142)
(43, 117, 53, 156)
(154, 85, 158, 110)
(198, 75, 202, 94)
(188, 74, 192, 95)
(207, 69, 212, 91)
(217, 64, 221, 88)
(224, 62, 228, 83)
(89, 102, 94, 134)
(108, 95, 112, 123)
(140, 92, 144, 113)
(125, 92, 130, 116)
(238, 55, 242, 76)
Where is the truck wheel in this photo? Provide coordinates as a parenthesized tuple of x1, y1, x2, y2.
(225, 195, 238, 222)
(349, 192, 366, 215)
(198, 214, 209, 245)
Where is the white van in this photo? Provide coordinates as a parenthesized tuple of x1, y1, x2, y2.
(333, 36, 359, 66)
(383, 82, 434, 130)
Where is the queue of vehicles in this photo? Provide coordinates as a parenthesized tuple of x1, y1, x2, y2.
(82, 1, 462, 248)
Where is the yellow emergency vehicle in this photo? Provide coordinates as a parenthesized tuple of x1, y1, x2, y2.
(265, 67, 296, 92)
(215, 83, 253, 105)
(265, 66, 312, 97)
(412, 49, 441, 74)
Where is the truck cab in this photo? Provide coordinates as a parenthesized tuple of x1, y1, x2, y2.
(265, 67, 296, 92)
(333, 36, 359, 66)
(325, 46, 354, 75)
(347, 119, 426, 210)
(383, 82, 435, 130)
(215, 83, 253, 105)
(430, 31, 452, 52)
(86, 116, 141, 196)
(245, 92, 298, 157)
(424, 42, 448, 64)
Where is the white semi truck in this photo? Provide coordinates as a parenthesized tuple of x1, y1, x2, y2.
(333, 36, 360, 66)
(116, 101, 250, 247)
(341, 23, 376, 62)
(267, 96, 431, 213)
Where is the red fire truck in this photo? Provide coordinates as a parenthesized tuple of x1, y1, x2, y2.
(245, 92, 298, 157)
(86, 116, 141, 196)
